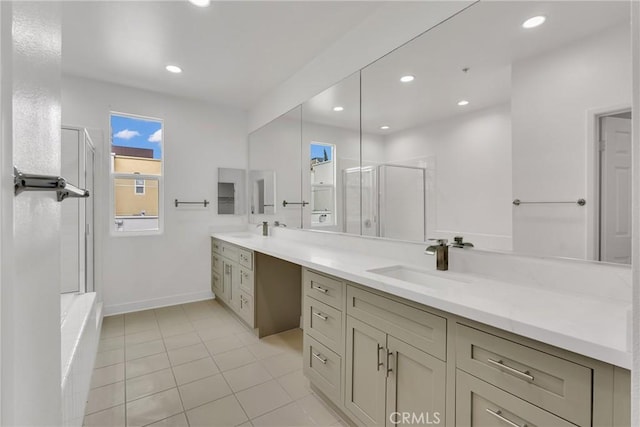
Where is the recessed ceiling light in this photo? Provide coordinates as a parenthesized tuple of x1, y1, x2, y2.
(400, 75, 415, 83)
(333, 106, 344, 112)
(189, 0, 211, 7)
(166, 65, 182, 74)
(380, 125, 390, 130)
(522, 15, 546, 29)
(457, 100, 469, 106)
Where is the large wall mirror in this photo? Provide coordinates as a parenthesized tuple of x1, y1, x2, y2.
(248, 1, 632, 264)
(249, 106, 302, 228)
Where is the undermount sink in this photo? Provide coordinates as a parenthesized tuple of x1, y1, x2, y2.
(226, 233, 254, 238)
(367, 265, 472, 287)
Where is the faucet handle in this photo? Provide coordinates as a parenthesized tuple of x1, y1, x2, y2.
(451, 235, 474, 248)
(428, 238, 448, 246)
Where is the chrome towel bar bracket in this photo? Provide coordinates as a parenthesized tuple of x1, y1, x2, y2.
(14, 167, 89, 201)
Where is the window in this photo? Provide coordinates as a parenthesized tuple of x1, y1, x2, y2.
(134, 176, 145, 195)
(110, 112, 163, 233)
(310, 142, 336, 227)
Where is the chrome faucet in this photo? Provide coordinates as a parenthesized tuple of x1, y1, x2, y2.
(425, 238, 449, 271)
(257, 221, 268, 236)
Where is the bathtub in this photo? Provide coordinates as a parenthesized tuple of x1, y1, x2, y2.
(61, 292, 102, 427)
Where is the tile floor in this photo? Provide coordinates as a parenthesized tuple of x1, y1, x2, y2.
(84, 299, 346, 427)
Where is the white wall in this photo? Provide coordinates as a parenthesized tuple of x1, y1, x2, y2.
(512, 25, 631, 259)
(62, 75, 248, 315)
(249, 1, 473, 132)
(383, 103, 513, 250)
(1, 1, 63, 424)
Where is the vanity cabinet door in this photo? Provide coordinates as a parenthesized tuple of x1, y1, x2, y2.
(221, 260, 233, 303)
(385, 336, 446, 427)
(211, 271, 222, 297)
(229, 263, 241, 310)
(345, 316, 387, 427)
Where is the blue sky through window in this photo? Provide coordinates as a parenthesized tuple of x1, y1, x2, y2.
(111, 114, 163, 159)
(311, 144, 332, 162)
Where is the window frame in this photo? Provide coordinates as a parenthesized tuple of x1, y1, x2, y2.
(109, 111, 164, 237)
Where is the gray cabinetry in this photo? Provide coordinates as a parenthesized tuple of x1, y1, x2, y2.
(302, 269, 347, 410)
(456, 370, 576, 427)
(456, 323, 591, 426)
(344, 316, 388, 426)
(385, 335, 446, 427)
(345, 285, 447, 427)
(211, 238, 255, 327)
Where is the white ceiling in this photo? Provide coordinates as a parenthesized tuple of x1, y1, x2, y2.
(61, 1, 382, 109)
(300, 1, 630, 135)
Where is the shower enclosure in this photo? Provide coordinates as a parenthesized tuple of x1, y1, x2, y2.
(61, 126, 95, 294)
(343, 164, 425, 241)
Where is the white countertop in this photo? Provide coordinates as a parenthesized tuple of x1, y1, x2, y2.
(212, 232, 631, 369)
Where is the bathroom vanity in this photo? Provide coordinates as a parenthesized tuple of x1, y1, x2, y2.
(211, 237, 301, 337)
(211, 232, 631, 427)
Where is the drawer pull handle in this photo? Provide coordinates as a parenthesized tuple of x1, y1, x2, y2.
(312, 311, 328, 321)
(487, 358, 534, 382)
(312, 352, 327, 364)
(386, 350, 394, 376)
(312, 285, 328, 294)
(377, 344, 384, 371)
(486, 409, 526, 427)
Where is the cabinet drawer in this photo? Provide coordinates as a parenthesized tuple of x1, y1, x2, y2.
(304, 297, 343, 353)
(238, 249, 253, 270)
(239, 267, 254, 296)
(456, 324, 591, 427)
(346, 285, 447, 361)
(211, 238, 221, 254)
(212, 253, 222, 275)
(221, 243, 239, 262)
(237, 291, 254, 327)
(304, 335, 342, 405)
(456, 370, 576, 427)
(304, 270, 344, 310)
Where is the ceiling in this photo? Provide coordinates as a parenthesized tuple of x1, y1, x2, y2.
(61, 1, 382, 109)
(300, 1, 630, 135)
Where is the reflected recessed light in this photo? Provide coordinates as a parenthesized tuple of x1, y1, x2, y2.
(457, 100, 469, 106)
(380, 125, 390, 130)
(400, 75, 415, 83)
(166, 65, 182, 73)
(333, 106, 344, 112)
(189, 0, 211, 7)
(522, 15, 546, 29)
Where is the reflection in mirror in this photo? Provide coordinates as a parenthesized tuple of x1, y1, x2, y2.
(310, 143, 336, 227)
(250, 170, 276, 215)
(217, 168, 246, 215)
(301, 72, 361, 233)
(249, 106, 302, 228)
(361, 1, 631, 261)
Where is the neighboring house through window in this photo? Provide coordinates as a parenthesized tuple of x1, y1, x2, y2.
(110, 113, 163, 233)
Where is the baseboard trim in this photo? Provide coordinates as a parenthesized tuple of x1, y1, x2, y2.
(103, 290, 215, 316)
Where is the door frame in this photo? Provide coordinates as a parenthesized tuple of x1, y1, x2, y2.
(585, 105, 632, 261)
